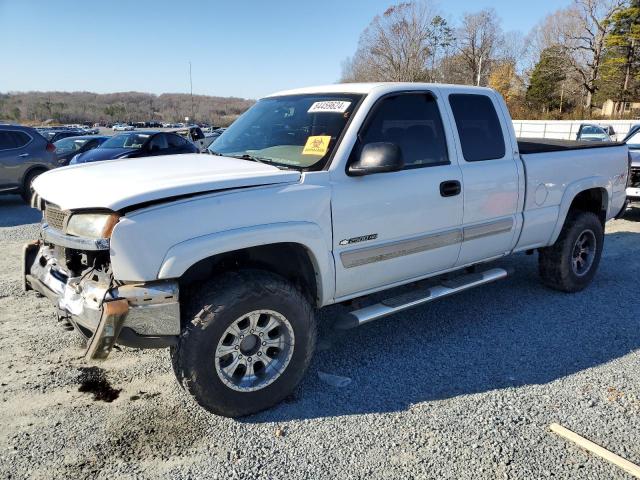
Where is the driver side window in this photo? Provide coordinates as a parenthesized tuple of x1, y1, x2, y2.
(358, 93, 450, 169)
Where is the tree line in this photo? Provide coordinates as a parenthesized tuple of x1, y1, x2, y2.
(341, 0, 640, 119)
(0, 91, 254, 126)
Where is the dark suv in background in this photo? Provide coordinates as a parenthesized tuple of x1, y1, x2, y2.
(0, 125, 57, 202)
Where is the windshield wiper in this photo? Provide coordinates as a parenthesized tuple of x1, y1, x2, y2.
(213, 152, 294, 170)
(230, 154, 273, 165)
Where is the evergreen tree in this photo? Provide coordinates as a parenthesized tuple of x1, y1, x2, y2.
(526, 46, 568, 113)
(598, 0, 640, 116)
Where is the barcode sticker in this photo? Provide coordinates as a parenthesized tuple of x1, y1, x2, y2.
(308, 101, 351, 113)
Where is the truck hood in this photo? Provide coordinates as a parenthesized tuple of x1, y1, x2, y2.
(33, 153, 301, 211)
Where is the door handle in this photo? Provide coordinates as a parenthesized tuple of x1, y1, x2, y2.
(440, 180, 461, 197)
(19, 153, 30, 158)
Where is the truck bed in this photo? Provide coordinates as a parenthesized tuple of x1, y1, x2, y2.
(517, 138, 624, 154)
(515, 141, 629, 252)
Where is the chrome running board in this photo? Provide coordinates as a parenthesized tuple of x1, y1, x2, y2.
(335, 268, 508, 329)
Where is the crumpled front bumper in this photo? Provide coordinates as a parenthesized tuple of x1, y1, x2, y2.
(23, 241, 180, 360)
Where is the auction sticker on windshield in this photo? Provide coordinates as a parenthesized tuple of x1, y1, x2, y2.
(308, 101, 351, 113)
(302, 136, 331, 156)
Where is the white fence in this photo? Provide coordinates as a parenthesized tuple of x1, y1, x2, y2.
(512, 120, 637, 142)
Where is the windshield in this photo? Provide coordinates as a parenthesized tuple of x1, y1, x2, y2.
(54, 137, 89, 153)
(581, 126, 603, 135)
(626, 130, 640, 149)
(209, 93, 363, 169)
(101, 133, 150, 149)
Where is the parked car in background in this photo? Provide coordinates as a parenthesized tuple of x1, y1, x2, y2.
(63, 124, 100, 135)
(173, 126, 216, 152)
(40, 130, 83, 143)
(623, 124, 640, 142)
(624, 125, 640, 203)
(576, 124, 613, 142)
(53, 135, 109, 166)
(209, 127, 226, 140)
(113, 123, 135, 131)
(0, 124, 57, 202)
(70, 131, 198, 164)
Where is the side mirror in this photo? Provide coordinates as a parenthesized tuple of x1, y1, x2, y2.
(348, 142, 404, 176)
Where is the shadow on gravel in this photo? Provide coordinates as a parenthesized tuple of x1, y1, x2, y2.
(242, 233, 640, 423)
(0, 195, 41, 227)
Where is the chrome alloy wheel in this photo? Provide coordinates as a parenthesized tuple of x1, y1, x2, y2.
(571, 229, 596, 277)
(214, 310, 295, 392)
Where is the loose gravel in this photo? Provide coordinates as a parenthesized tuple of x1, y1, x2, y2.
(1, 194, 639, 479)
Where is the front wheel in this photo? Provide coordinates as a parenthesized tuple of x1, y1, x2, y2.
(538, 211, 604, 292)
(171, 270, 316, 417)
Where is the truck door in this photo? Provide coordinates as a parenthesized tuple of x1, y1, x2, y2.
(442, 91, 520, 266)
(331, 91, 464, 299)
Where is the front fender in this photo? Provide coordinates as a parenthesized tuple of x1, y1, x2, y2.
(157, 221, 335, 306)
(549, 176, 610, 245)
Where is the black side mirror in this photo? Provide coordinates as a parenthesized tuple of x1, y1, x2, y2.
(348, 142, 404, 176)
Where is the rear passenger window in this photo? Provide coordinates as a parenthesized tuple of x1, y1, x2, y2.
(9, 131, 31, 148)
(167, 134, 188, 148)
(359, 93, 449, 169)
(449, 94, 505, 162)
(0, 132, 16, 150)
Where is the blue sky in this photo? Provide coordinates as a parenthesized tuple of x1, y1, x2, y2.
(0, 0, 571, 99)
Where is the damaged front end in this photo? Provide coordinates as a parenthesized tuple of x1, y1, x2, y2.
(23, 196, 180, 360)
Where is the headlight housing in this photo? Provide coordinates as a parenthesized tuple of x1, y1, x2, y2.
(66, 213, 120, 239)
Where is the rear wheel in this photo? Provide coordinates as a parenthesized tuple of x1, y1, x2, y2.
(21, 170, 43, 204)
(171, 270, 316, 417)
(538, 211, 604, 292)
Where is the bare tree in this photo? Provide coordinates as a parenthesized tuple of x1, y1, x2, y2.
(533, 0, 626, 113)
(568, 0, 626, 111)
(456, 9, 504, 86)
(341, 1, 453, 82)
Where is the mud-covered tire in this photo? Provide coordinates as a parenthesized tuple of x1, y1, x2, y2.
(171, 270, 316, 417)
(538, 211, 604, 292)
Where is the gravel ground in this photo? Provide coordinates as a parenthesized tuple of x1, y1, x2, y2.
(1, 194, 639, 479)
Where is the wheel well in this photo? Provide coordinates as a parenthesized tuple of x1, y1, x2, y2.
(568, 188, 607, 225)
(179, 243, 319, 305)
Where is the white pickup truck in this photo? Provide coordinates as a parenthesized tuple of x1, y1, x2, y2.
(24, 83, 629, 417)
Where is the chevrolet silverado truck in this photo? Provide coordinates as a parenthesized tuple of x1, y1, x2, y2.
(23, 83, 629, 417)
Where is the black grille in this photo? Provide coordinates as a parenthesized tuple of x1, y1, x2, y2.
(44, 204, 66, 230)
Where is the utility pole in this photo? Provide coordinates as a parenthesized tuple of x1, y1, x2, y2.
(189, 61, 194, 124)
(476, 54, 483, 86)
